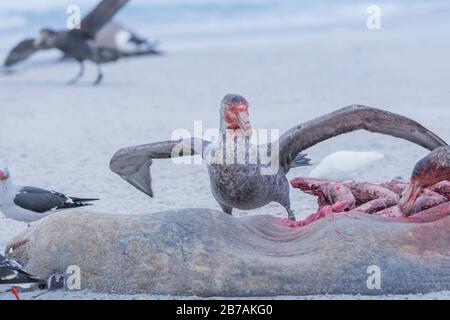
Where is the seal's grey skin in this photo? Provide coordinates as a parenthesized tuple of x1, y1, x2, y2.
(6, 208, 450, 296)
(110, 94, 447, 220)
(3, 0, 129, 85)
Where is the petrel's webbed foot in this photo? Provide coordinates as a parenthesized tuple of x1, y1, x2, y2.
(67, 61, 84, 85)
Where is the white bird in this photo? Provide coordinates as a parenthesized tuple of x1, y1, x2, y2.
(0, 168, 98, 223)
(308, 151, 384, 182)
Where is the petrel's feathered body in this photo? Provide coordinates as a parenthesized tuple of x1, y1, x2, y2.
(0, 168, 98, 223)
(110, 94, 447, 220)
(3, 0, 130, 85)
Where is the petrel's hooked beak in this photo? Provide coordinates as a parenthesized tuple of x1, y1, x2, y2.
(399, 180, 423, 215)
(236, 111, 251, 131)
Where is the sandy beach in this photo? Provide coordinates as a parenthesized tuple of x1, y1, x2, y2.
(1, 1, 450, 299)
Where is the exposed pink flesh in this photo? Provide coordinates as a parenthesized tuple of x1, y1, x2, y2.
(288, 177, 450, 229)
(279, 201, 354, 230)
(380, 180, 408, 195)
(430, 181, 450, 200)
(291, 178, 356, 210)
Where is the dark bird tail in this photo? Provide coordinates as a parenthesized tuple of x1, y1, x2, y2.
(289, 153, 311, 169)
(63, 197, 99, 209)
(70, 197, 99, 202)
(14, 270, 45, 285)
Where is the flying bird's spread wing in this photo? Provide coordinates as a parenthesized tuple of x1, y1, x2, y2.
(80, 0, 130, 38)
(3, 39, 38, 67)
(278, 105, 448, 173)
(13, 187, 97, 214)
(110, 138, 210, 197)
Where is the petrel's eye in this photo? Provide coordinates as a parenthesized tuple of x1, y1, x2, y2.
(412, 159, 425, 177)
(412, 165, 421, 177)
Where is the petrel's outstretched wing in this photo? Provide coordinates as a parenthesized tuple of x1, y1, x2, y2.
(278, 105, 448, 173)
(3, 39, 39, 67)
(110, 138, 210, 197)
(80, 0, 130, 39)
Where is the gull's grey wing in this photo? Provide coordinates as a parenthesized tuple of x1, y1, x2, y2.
(13, 187, 92, 214)
(0, 254, 42, 284)
(0, 258, 20, 282)
(110, 138, 210, 197)
(20, 186, 54, 194)
(0, 266, 18, 282)
(0, 268, 42, 284)
(14, 189, 67, 214)
(0, 266, 42, 285)
(4, 39, 39, 67)
(80, 0, 130, 38)
(278, 105, 448, 173)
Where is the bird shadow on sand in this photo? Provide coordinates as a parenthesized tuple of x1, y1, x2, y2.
(0, 70, 130, 87)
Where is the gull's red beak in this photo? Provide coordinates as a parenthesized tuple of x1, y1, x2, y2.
(236, 111, 251, 131)
(399, 179, 423, 215)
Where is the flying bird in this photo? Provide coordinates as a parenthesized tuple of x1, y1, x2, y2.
(3, 0, 130, 85)
(308, 150, 385, 181)
(5, 21, 160, 68)
(399, 145, 450, 214)
(110, 94, 447, 221)
(0, 168, 98, 223)
(1, 254, 45, 299)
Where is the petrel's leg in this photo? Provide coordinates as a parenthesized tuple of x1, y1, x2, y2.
(278, 193, 296, 220)
(93, 63, 103, 85)
(286, 208, 296, 221)
(219, 203, 233, 215)
(67, 61, 84, 85)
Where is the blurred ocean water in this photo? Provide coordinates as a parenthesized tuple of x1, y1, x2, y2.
(0, 0, 449, 49)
